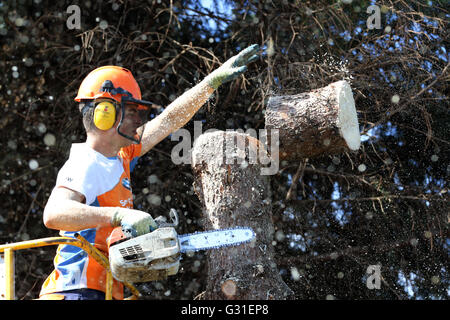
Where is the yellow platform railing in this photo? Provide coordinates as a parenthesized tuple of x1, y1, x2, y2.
(0, 233, 141, 300)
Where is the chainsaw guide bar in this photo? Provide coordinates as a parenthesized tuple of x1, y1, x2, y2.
(178, 227, 256, 252)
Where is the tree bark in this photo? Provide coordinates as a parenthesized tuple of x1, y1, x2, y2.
(265, 80, 360, 161)
(191, 130, 293, 300)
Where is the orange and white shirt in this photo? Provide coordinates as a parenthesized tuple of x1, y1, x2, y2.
(39, 142, 142, 300)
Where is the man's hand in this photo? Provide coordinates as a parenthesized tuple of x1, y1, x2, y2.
(111, 208, 158, 237)
(205, 44, 260, 89)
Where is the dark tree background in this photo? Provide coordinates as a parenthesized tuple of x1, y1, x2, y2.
(0, 0, 448, 300)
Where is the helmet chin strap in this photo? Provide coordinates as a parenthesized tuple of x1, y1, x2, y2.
(116, 121, 142, 144)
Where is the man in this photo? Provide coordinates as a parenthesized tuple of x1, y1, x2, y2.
(39, 44, 259, 300)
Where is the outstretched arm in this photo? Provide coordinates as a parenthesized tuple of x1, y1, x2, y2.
(139, 80, 214, 156)
(139, 44, 260, 157)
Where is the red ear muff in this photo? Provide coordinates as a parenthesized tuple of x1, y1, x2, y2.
(93, 101, 117, 130)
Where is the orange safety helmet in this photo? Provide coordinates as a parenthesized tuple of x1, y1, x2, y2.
(75, 66, 142, 102)
(75, 66, 154, 144)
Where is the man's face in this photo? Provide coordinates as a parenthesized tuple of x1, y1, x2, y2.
(115, 102, 150, 145)
(120, 103, 143, 137)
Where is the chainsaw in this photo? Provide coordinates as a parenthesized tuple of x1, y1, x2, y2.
(108, 209, 255, 283)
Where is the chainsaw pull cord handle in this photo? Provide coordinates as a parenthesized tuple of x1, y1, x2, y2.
(169, 208, 179, 227)
(154, 208, 179, 228)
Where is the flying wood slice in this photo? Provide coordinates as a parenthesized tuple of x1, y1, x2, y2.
(191, 130, 293, 300)
(265, 80, 360, 161)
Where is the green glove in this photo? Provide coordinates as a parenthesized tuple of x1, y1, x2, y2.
(111, 209, 158, 237)
(204, 44, 260, 90)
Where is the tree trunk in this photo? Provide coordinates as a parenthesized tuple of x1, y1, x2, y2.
(265, 80, 360, 161)
(191, 130, 293, 300)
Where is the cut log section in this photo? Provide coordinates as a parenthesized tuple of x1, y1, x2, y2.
(265, 80, 360, 161)
(191, 131, 293, 299)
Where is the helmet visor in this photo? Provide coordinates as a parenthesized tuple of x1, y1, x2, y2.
(117, 96, 154, 144)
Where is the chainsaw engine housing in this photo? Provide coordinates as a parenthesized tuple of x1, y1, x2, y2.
(109, 227, 181, 283)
